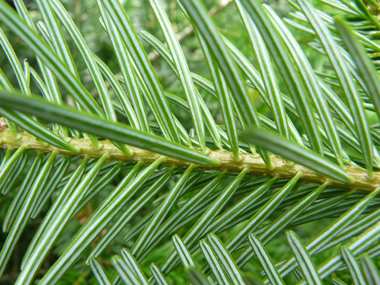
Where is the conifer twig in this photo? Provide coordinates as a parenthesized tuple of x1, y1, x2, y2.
(1, 129, 379, 192)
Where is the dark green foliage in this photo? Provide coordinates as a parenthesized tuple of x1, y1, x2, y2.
(1, 0, 380, 284)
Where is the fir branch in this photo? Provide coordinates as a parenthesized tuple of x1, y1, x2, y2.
(1, 129, 379, 191)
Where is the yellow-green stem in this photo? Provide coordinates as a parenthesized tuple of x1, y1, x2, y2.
(0, 129, 379, 191)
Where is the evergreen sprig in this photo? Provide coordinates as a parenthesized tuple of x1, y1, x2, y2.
(1, 0, 380, 284)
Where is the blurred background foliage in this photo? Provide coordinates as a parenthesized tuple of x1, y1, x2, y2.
(0, 0, 368, 284)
